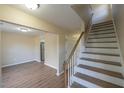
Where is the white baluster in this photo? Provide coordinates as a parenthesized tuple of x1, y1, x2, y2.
(70, 59, 72, 86)
(68, 62, 70, 87)
(72, 55, 75, 77)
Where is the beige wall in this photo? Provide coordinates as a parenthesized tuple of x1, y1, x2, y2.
(1, 31, 40, 67)
(112, 5, 122, 53)
(65, 31, 82, 59)
(44, 32, 67, 75)
(112, 5, 124, 71)
(57, 30, 85, 75)
(44, 31, 82, 75)
(71, 4, 92, 26)
(45, 32, 59, 71)
(92, 4, 112, 24)
(0, 5, 67, 34)
(58, 34, 66, 75)
(0, 28, 1, 87)
(34, 35, 41, 62)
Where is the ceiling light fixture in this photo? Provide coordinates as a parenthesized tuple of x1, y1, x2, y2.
(18, 28, 31, 32)
(0, 22, 3, 25)
(25, 4, 40, 10)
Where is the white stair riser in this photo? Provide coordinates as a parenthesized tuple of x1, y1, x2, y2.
(72, 76, 101, 88)
(75, 67, 124, 87)
(89, 33, 115, 38)
(77, 59, 122, 72)
(88, 38, 116, 42)
(86, 43, 118, 47)
(79, 53, 120, 62)
(85, 48, 119, 54)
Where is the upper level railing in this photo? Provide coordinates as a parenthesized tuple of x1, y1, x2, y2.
(63, 13, 94, 88)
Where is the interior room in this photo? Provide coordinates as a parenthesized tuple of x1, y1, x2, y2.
(0, 21, 64, 88)
(1, 4, 124, 88)
(0, 4, 81, 88)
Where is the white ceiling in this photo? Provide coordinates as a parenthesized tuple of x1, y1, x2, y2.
(0, 21, 44, 36)
(10, 4, 82, 31)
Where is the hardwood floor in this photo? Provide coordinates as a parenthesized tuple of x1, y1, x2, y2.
(2, 61, 64, 88)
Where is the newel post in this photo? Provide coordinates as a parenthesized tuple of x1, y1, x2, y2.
(63, 61, 67, 88)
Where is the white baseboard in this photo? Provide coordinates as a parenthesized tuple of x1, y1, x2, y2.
(34, 59, 41, 63)
(44, 63, 63, 76)
(2, 59, 37, 68)
(56, 71, 64, 76)
(44, 63, 57, 70)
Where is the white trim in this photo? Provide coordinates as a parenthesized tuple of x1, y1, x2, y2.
(2, 60, 37, 68)
(56, 71, 64, 76)
(44, 63, 57, 70)
(34, 59, 41, 63)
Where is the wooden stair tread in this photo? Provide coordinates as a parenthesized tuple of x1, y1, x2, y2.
(92, 27, 114, 31)
(89, 32, 115, 35)
(85, 47, 118, 49)
(90, 31, 114, 34)
(90, 31, 115, 35)
(88, 36, 116, 39)
(80, 57, 121, 66)
(75, 72, 123, 88)
(93, 20, 112, 24)
(92, 25, 113, 29)
(71, 82, 86, 88)
(82, 52, 120, 56)
(93, 23, 113, 28)
(78, 64, 124, 79)
(87, 41, 117, 43)
(92, 28, 114, 32)
(93, 21, 113, 27)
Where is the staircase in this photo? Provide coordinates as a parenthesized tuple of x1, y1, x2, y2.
(70, 20, 124, 88)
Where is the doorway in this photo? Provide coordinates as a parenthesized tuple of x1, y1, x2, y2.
(40, 42, 45, 63)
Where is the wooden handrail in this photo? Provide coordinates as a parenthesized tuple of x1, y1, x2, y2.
(66, 32, 84, 63)
(64, 13, 94, 88)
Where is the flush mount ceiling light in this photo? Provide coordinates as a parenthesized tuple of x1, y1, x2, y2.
(18, 27, 31, 32)
(25, 4, 40, 10)
(0, 22, 3, 25)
